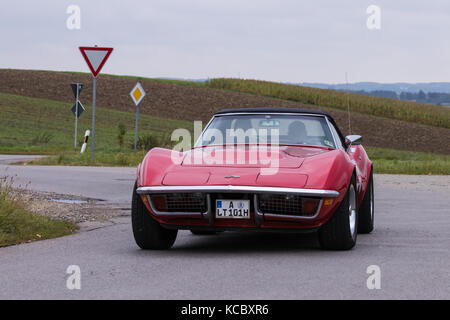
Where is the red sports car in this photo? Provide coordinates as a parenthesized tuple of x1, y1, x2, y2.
(132, 108, 374, 250)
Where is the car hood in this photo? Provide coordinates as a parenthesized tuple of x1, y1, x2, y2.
(180, 145, 331, 169)
(138, 146, 341, 190)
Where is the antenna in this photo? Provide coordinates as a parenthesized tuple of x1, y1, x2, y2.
(345, 72, 352, 135)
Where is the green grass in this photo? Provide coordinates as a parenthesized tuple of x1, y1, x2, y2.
(29, 150, 148, 167)
(0, 177, 76, 247)
(366, 147, 450, 175)
(0, 93, 193, 154)
(207, 78, 450, 129)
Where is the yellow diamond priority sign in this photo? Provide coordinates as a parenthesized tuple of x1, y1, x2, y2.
(130, 82, 146, 105)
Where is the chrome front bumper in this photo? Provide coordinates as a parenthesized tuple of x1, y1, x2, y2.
(137, 185, 340, 224)
(136, 185, 340, 198)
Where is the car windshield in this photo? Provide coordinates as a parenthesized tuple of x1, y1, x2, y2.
(197, 114, 336, 148)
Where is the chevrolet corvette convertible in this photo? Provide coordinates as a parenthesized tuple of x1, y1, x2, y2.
(132, 108, 374, 250)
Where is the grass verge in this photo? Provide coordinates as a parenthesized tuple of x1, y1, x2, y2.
(28, 151, 148, 167)
(0, 177, 76, 247)
(366, 147, 450, 175)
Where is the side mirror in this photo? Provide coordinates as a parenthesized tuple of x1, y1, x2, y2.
(345, 135, 363, 147)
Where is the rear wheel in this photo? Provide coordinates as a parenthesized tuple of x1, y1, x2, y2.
(131, 183, 177, 250)
(318, 177, 358, 250)
(358, 170, 374, 234)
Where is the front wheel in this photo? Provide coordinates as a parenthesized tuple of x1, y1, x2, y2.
(318, 178, 358, 250)
(131, 183, 177, 250)
(358, 170, 374, 234)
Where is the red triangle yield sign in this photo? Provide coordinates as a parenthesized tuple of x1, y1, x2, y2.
(79, 46, 113, 78)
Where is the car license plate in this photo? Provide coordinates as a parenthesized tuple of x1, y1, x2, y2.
(216, 200, 250, 219)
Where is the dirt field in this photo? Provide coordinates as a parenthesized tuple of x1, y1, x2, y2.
(1, 69, 449, 154)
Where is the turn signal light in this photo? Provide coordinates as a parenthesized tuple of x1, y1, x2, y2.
(324, 199, 334, 206)
(150, 195, 167, 211)
(140, 195, 150, 206)
(302, 198, 320, 216)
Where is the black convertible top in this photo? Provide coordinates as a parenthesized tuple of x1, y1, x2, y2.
(215, 107, 333, 120)
(214, 107, 346, 143)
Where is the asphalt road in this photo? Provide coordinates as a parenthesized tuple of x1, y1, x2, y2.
(0, 155, 135, 206)
(0, 156, 449, 299)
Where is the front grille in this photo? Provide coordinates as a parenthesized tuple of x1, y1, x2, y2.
(258, 194, 304, 216)
(151, 193, 207, 212)
(150, 192, 319, 217)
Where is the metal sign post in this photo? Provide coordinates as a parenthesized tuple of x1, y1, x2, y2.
(70, 83, 83, 149)
(134, 103, 139, 152)
(75, 83, 79, 149)
(130, 82, 146, 152)
(79, 46, 113, 159)
(91, 77, 97, 160)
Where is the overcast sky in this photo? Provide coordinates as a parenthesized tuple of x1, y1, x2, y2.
(1, 0, 450, 83)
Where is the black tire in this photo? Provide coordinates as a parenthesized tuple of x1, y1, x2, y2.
(358, 170, 374, 234)
(318, 177, 358, 250)
(131, 183, 177, 250)
(190, 230, 217, 235)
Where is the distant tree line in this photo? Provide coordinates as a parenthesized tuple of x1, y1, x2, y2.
(343, 90, 450, 105)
